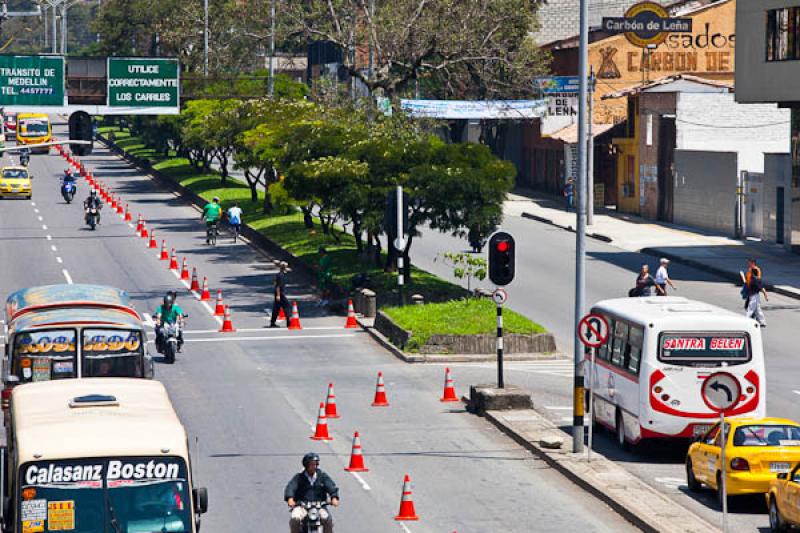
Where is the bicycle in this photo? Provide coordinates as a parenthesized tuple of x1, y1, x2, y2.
(206, 221, 218, 245)
(231, 222, 241, 243)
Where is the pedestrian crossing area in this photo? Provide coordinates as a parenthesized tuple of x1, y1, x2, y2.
(446, 359, 574, 378)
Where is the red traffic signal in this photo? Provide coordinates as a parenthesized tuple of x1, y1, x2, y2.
(488, 231, 515, 286)
(496, 240, 510, 253)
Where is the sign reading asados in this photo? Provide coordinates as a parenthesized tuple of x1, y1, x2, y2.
(0, 56, 65, 106)
(107, 58, 179, 108)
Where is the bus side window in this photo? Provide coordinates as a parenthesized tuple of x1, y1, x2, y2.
(597, 316, 613, 361)
(611, 322, 628, 367)
(627, 326, 644, 374)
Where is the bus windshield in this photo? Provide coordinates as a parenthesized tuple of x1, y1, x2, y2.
(82, 329, 145, 378)
(13, 329, 77, 382)
(19, 457, 192, 533)
(18, 120, 48, 137)
(659, 332, 751, 364)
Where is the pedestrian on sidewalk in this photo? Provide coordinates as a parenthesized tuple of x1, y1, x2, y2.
(741, 258, 768, 326)
(563, 178, 575, 212)
(317, 247, 332, 307)
(631, 264, 665, 297)
(655, 258, 677, 296)
(269, 262, 292, 328)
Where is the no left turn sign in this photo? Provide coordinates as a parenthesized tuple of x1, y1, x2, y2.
(578, 313, 609, 348)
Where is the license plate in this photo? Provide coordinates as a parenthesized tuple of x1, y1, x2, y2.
(693, 424, 713, 437)
(770, 462, 791, 473)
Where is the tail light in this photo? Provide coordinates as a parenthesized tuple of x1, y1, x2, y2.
(730, 457, 750, 471)
(2, 386, 12, 411)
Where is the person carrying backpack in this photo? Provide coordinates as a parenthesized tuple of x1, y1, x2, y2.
(741, 258, 768, 327)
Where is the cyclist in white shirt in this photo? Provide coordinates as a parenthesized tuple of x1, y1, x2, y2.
(227, 202, 243, 242)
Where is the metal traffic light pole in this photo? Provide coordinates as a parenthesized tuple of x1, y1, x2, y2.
(573, 0, 590, 454)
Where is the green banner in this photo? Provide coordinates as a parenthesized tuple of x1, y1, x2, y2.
(0, 55, 65, 106)
(107, 58, 179, 108)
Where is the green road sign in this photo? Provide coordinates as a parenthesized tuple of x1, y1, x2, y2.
(0, 55, 65, 106)
(107, 58, 179, 108)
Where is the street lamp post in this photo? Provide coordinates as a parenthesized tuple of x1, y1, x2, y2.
(267, 0, 275, 97)
(203, 0, 209, 77)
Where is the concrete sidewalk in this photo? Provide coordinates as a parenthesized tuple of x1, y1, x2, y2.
(484, 408, 719, 533)
(507, 190, 800, 300)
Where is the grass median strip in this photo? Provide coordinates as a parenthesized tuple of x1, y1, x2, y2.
(383, 298, 545, 351)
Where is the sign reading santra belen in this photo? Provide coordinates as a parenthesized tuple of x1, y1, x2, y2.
(0, 55, 65, 106)
(107, 57, 179, 108)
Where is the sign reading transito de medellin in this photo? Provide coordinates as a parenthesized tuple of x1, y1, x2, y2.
(602, 1, 692, 48)
(0, 55, 65, 106)
(107, 58, 179, 108)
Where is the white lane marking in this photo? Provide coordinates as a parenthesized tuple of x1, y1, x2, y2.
(46, 235, 52, 241)
(349, 471, 371, 491)
(30, 201, 36, 206)
(184, 334, 356, 343)
(200, 301, 224, 325)
(182, 326, 347, 334)
(398, 523, 413, 533)
(37, 215, 43, 221)
(128, 223, 134, 229)
(42, 224, 48, 230)
(56, 257, 63, 264)
(142, 313, 155, 328)
(34, 208, 39, 214)
(793, 390, 800, 396)
(50, 245, 57, 252)
(62, 269, 73, 284)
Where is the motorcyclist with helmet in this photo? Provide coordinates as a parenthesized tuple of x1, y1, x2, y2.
(284, 453, 339, 533)
(153, 291, 184, 353)
(83, 189, 102, 224)
(19, 147, 30, 166)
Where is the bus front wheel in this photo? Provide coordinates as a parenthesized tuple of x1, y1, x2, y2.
(615, 410, 629, 451)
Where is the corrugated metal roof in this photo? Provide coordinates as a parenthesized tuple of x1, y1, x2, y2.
(600, 74, 733, 100)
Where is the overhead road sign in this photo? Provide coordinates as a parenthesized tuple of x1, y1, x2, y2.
(108, 58, 180, 109)
(578, 313, 609, 348)
(701, 372, 741, 412)
(0, 55, 64, 106)
(602, 2, 692, 48)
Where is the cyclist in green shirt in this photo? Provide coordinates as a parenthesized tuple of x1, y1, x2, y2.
(154, 292, 185, 352)
(202, 196, 223, 244)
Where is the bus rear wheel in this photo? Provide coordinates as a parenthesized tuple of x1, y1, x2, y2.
(615, 410, 629, 451)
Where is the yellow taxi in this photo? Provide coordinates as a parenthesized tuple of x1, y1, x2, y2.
(686, 418, 800, 507)
(767, 463, 800, 531)
(0, 166, 32, 199)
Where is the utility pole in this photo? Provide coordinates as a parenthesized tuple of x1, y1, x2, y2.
(61, 3, 66, 54)
(587, 67, 595, 225)
(367, 0, 374, 82)
(267, 0, 275, 97)
(43, 5, 48, 50)
(203, 0, 209, 77)
(51, 3, 57, 53)
(572, 0, 589, 454)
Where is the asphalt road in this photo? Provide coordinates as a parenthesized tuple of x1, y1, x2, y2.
(0, 129, 638, 532)
(409, 199, 800, 531)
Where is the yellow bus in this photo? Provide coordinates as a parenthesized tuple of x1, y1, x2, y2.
(15, 113, 51, 154)
(1, 378, 208, 532)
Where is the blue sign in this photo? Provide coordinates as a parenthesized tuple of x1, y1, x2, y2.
(533, 76, 580, 94)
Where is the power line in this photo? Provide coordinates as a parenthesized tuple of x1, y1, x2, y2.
(674, 118, 790, 129)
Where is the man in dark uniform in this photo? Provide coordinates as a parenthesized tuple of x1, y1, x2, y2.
(269, 262, 292, 328)
(284, 453, 339, 533)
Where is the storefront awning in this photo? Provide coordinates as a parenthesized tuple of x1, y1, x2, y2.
(399, 99, 547, 119)
(547, 122, 616, 143)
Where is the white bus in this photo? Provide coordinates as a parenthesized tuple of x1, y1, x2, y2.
(0, 378, 208, 532)
(587, 297, 766, 448)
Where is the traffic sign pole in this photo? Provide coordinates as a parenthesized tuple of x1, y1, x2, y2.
(720, 410, 728, 533)
(497, 300, 504, 389)
(395, 185, 406, 305)
(587, 346, 597, 461)
(577, 313, 609, 461)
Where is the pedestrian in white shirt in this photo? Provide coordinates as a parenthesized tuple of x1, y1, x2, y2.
(655, 258, 677, 296)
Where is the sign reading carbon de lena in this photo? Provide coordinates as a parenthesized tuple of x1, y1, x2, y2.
(107, 58, 179, 108)
(0, 55, 65, 106)
(602, 2, 692, 48)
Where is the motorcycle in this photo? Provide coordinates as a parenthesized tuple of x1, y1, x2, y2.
(296, 501, 330, 533)
(85, 206, 100, 230)
(19, 152, 29, 166)
(155, 317, 186, 364)
(62, 181, 76, 203)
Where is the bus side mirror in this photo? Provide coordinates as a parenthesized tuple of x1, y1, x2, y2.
(143, 355, 154, 379)
(2, 375, 18, 387)
(778, 472, 788, 480)
(193, 487, 208, 514)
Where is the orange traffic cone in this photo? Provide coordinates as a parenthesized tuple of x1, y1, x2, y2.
(324, 383, 340, 419)
(180, 258, 189, 280)
(168, 249, 178, 270)
(344, 299, 358, 329)
(440, 367, 458, 402)
(214, 290, 225, 315)
(394, 474, 419, 521)
(140, 223, 149, 239)
(111, 196, 118, 210)
(200, 277, 211, 300)
(189, 268, 200, 292)
(288, 301, 302, 330)
(219, 305, 236, 332)
(116, 199, 124, 215)
(148, 230, 157, 249)
(310, 402, 333, 441)
(160, 241, 169, 260)
(277, 306, 286, 321)
(344, 431, 369, 472)
(372, 371, 389, 407)
(124, 205, 132, 222)
(135, 215, 143, 234)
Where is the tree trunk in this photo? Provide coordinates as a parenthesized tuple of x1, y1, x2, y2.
(301, 206, 314, 229)
(353, 221, 363, 253)
(402, 234, 413, 282)
(262, 178, 272, 214)
(371, 233, 382, 267)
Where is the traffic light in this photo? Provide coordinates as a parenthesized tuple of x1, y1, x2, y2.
(68, 111, 93, 156)
(488, 231, 515, 286)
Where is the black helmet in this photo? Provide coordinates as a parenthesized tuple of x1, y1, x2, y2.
(90, 189, 97, 197)
(163, 293, 175, 308)
(302, 453, 320, 468)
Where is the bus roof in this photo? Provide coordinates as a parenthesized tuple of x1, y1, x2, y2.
(8, 306, 144, 334)
(591, 297, 757, 330)
(12, 379, 188, 464)
(5, 284, 139, 321)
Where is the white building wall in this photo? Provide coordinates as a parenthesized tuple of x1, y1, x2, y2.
(675, 92, 790, 173)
